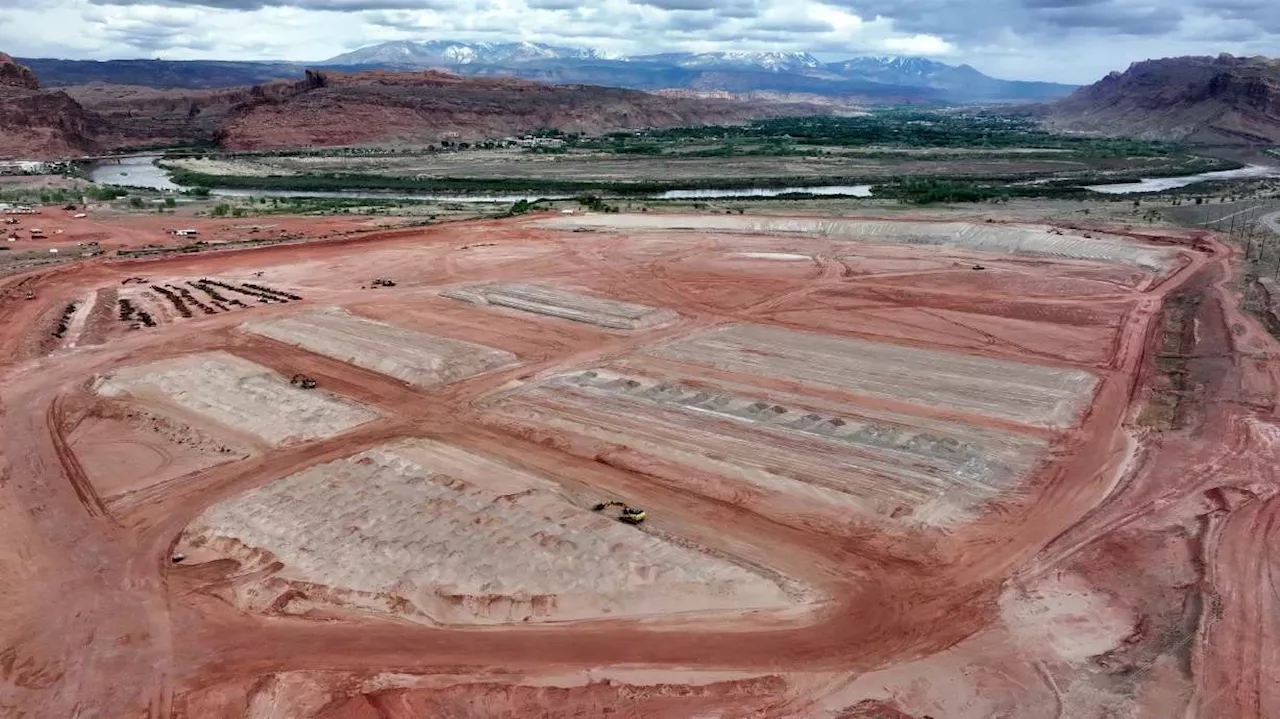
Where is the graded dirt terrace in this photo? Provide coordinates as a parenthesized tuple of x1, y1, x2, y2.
(3, 210, 1277, 719)
(96, 351, 381, 447)
(179, 437, 798, 626)
(242, 308, 519, 389)
(443, 282, 679, 330)
(648, 323, 1098, 427)
(544, 214, 1179, 271)
(483, 365, 1047, 527)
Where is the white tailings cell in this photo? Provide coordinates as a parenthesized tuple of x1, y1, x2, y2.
(541, 215, 1176, 271)
(488, 367, 1048, 526)
(95, 351, 378, 446)
(242, 308, 517, 388)
(444, 282, 677, 330)
(649, 324, 1098, 428)
(181, 438, 796, 625)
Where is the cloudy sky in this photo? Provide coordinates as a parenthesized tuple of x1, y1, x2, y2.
(1, 0, 1277, 83)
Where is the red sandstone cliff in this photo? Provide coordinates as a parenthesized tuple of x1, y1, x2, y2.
(0, 53, 101, 159)
(1043, 54, 1280, 143)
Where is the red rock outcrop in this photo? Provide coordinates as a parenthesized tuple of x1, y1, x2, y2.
(0, 52, 101, 158)
(0, 52, 39, 90)
(66, 72, 323, 149)
(1043, 54, 1280, 143)
(2, 58, 809, 156)
(213, 70, 800, 150)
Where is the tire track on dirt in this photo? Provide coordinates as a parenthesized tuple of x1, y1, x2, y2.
(47, 396, 106, 519)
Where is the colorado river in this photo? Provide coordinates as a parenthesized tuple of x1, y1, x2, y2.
(87, 156, 569, 202)
(89, 155, 874, 202)
(1084, 164, 1280, 194)
(657, 185, 872, 199)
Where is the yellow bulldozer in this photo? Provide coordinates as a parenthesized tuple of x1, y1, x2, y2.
(592, 500, 646, 525)
(290, 374, 318, 389)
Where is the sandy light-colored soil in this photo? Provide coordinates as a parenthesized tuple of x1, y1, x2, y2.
(443, 282, 679, 330)
(96, 351, 381, 446)
(242, 308, 518, 389)
(179, 437, 799, 626)
(1, 208, 1276, 718)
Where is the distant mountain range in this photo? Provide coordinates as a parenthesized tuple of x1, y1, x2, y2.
(325, 40, 613, 66)
(321, 41, 1075, 103)
(15, 41, 1076, 104)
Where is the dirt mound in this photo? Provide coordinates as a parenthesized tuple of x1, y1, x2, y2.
(1043, 54, 1280, 143)
(213, 69, 793, 150)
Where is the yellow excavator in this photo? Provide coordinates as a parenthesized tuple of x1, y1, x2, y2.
(592, 500, 646, 525)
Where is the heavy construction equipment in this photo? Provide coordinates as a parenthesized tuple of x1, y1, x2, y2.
(592, 500, 646, 524)
(290, 374, 317, 389)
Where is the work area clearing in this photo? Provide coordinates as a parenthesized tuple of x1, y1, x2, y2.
(177, 438, 802, 625)
(15, 206, 1219, 719)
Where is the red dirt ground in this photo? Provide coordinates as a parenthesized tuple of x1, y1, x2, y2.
(1, 205, 410, 258)
(0, 211, 1275, 718)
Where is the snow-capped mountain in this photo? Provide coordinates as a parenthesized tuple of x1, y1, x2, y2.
(823, 56, 1074, 100)
(636, 51, 823, 73)
(320, 42, 1076, 102)
(326, 41, 608, 67)
(825, 56, 989, 88)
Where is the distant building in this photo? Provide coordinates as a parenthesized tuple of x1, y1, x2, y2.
(0, 160, 53, 175)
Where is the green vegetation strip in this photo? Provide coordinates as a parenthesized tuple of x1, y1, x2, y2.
(568, 111, 1195, 156)
(164, 166, 878, 195)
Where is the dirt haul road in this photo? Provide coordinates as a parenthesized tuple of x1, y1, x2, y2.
(0, 212, 1276, 718)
